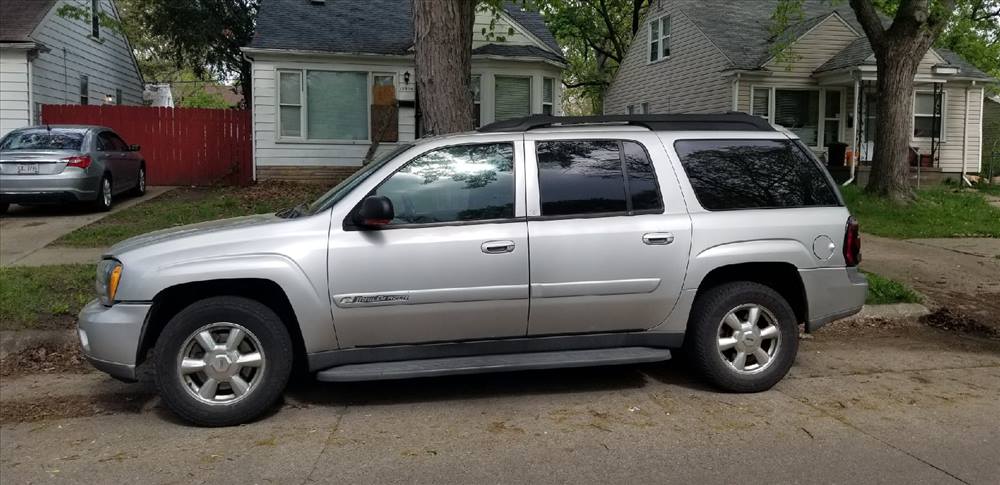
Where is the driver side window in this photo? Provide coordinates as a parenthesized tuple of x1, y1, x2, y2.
(373, 142, 515, 225)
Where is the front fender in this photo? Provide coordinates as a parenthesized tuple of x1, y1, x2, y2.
(117, 253, 337, 353)
(684, 239, 816, 290)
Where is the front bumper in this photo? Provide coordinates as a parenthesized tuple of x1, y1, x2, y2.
(0, 171, 101, 203)
(77, 299, 152, 381)
(799, 267, 868, 332)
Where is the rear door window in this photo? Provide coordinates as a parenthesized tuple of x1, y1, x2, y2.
(535, 140, 663, 217)
(673, 139, 840, 210)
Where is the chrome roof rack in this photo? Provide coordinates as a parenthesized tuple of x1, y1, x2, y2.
(477, 112, 775, 133)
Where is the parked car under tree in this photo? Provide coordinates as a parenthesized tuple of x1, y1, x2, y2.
(0, 125, 147, 213)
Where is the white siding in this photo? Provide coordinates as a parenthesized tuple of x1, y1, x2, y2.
(29, 0, 143, 109)
(0, 48, 31, 137)
(605, 5, 732, 115)
(251, 54, 561, 169)
(911, 84, 983, 173)
(472, 8, 536, 48)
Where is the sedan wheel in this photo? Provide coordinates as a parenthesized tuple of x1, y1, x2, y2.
(94, 176, 112, 211)
(133, 166, 146, 196)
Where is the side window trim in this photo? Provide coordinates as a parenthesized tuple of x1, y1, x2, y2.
(343, 141, 521, 231)
(531, 138, 665, 221)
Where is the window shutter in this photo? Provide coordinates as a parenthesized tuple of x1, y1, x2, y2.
(494, 76, 531, 121)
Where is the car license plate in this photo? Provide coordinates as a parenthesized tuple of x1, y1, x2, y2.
(16, 164, 39, 175)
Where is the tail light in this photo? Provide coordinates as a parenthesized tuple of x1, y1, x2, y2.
(63, 155, 92, 169)
(843, 216, 861, 266)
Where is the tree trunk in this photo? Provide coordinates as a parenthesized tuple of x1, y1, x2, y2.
(866, 46, 921, 201)
(413, 0, 475, 136)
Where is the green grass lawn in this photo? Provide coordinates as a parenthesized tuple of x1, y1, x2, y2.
(56, 182, 329, 248)
(863, 271, 922, 305)
(0, 264, 96, 331)
(841, 185, 1000, 239)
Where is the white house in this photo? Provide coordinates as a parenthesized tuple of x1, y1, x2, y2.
(242, 0, 566, 183)
(0, 0, 144, 137)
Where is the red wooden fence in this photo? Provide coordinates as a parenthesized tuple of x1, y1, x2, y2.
(41, 105, 252, 186)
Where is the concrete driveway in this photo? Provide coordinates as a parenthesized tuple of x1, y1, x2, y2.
(0, 187, 171, 266)
(2, 318, 998, 484)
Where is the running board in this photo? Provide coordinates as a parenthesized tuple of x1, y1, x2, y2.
(315, 346, 671, 382)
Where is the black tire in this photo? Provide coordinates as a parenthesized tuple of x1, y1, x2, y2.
(684, 281, 799, 393)
(154, 296, 293, 427)
(131, 165, 146, 196)
(0, 202, 8, 214)
(94, 174, 112, 212)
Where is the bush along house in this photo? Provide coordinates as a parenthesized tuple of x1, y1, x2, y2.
(242, 0, 566, 183)
(605, 0, 996, 184)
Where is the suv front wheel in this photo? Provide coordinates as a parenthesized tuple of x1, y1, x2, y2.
(685, 281, 799, 392)
(154, 296, 293, 426)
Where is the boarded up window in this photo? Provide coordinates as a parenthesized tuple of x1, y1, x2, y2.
(372, 75, 398, 142)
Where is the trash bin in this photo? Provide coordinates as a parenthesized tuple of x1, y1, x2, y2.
(827, 142, 847, 167)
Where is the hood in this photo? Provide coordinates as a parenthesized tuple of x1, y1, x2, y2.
(108, 213, 284, 256)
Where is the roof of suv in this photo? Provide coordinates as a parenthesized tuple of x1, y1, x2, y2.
(478, 113, 776, 133)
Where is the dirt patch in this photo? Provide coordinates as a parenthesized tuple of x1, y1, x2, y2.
(921, 308, 1000, 340)
(0, 342, 92, 378)
(0, 392, 152, 424)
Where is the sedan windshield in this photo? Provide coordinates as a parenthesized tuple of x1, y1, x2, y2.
(0, 129, 85, 151)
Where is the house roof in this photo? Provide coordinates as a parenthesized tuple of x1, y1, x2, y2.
(249, 0, 563, 62)
(672, 0, 992, 81)
(0, 0, 56, 43)
(472, 43, 564, 63)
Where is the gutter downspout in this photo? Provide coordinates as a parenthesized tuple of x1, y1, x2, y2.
(732, 73, 741, 112)
(961, 81, 974, 187)
(844, 72, 860, 186)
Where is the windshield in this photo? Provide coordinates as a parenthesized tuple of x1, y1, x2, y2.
(302, 144, 414, 216)
(0, 129, 85, 151)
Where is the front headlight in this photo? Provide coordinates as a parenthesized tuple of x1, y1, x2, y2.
(96, 259, 123, 305)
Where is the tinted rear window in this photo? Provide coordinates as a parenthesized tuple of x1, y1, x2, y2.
(536, 140, 664, 217)
(0, 130, 85, 151)
(674, 139, 840, 210)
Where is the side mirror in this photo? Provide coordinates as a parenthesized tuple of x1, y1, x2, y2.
(129, 144, 141, 152)
(353, 195, 394, 228)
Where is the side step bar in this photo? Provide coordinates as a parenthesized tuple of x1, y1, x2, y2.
(315, 346, 671, 382)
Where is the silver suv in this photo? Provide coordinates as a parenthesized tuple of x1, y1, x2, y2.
(77, 114, 867, 426)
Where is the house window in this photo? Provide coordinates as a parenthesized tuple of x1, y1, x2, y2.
(91, 0, 100, 38)
(823, 90, 841, 146)
(913, 91, 944, 139)
(752, 87, 770, 118)
(626, 103, 649, 115)
(774, 89, 820, 146)
(115, 88, 122, 105)
(80, 75, 89, 105)
(471, 74, 482, 127)
(495, 76, 530, 121)
(649, 16, 670, 62)
(278, 71, 302, 137)
(542, 77, 554, 115)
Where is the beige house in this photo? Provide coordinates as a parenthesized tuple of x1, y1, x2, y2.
(606, 0, 995, 180)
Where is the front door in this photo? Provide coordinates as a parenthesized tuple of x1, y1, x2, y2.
(523, 133, 692, 336)
(328, 138, 529, 348)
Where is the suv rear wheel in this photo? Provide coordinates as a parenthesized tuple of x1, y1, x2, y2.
(154, 296, 293, 426)
(685, 281, 799, 392)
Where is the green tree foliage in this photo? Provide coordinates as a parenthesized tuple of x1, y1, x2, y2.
(540, 0, 648, 114)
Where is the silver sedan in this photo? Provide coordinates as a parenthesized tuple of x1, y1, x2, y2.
(0, 125, 146, 213)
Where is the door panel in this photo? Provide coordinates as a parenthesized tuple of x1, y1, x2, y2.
(523, 132, 692, 336)
(327, 136, 529, 348)
(329, 223, 529, 347)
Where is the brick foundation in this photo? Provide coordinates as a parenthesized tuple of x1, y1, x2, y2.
(256, 165, 361, 185)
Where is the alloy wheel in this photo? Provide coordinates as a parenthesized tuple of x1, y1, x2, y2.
(177, 322, 266, 405)
(716, 303, 781, 374)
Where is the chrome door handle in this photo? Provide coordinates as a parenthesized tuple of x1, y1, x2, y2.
(642, 232, 674, 245)
(482, 240, 515, 254)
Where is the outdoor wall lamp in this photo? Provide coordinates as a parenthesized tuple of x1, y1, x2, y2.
(104, 93, 114, 104)
(403, 71, 411, 85)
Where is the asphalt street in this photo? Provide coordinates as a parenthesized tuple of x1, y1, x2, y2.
(2, 317, 998, 484)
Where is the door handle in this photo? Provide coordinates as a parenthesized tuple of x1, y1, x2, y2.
(482, 240, 515, 254)
(642, 232, 674, 245)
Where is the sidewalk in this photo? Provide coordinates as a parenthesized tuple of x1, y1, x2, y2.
(861, 233, 1000, 331)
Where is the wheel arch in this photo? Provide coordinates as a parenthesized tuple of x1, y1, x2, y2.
(692, 262, 808, 327)
(138, 278, 308, 373)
